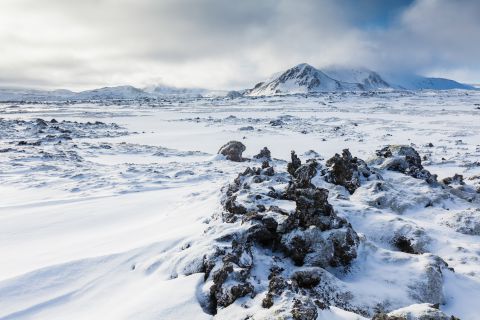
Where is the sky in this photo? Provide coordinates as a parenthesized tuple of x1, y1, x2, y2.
(0, 0, 478, 90)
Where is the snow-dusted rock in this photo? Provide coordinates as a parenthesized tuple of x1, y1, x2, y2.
(325, 149, 378, 194)
(373, 145, 437, 184)
(202, 153, 360, 315)
(218, 141, 246, 162)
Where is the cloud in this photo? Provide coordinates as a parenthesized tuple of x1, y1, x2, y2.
(0, 0, 478, 90)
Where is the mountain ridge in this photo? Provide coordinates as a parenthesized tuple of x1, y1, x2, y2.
(0, 64, 475, 101)
(244, 63, 474, 96)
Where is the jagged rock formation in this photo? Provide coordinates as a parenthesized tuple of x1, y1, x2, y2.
(325, 149, 378, 194)
(253, 147, 272, 161)
(218, 141, 246, 162)
(202, 151, 359, 316)
(193, 144, 471, 319)
(374, 145, 437, 184)
(442, 174, 465, 186)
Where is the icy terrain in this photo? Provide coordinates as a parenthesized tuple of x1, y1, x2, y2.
(1, 90, 480, 319)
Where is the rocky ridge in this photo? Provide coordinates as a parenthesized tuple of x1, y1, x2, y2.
(189, 142, 474, 319)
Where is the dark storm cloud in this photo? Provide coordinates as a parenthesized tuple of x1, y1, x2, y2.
(0, 0, 478, 89)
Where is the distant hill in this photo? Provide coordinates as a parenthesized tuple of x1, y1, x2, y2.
(0, 85, 212, 102)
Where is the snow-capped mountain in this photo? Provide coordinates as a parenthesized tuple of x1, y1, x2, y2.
(245, 63, 474, 96)
(246, 63, 362, 96)
(143, 85, 207, 97)
(0, 88, 76, 101)
(74, 85, 150, 100)
(0, 85, 212, 102)
(323, 66, 391, 90)
(381, 73, 475, 90)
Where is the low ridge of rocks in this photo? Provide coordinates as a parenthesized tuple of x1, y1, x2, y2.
(206, 143, 470, 319)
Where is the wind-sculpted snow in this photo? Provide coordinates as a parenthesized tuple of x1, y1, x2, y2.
(1, 91, 480, 320)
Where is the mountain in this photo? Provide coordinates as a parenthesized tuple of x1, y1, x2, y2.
(244, 63, 474, 96)
(322, 66, 390, 90)
(381, 73, 474, 90)
(74, 85, 150, 100)
(0, 85, 210, 102)
(0, 88, 76, 101)
(143, 85, 207, 97)
(246, 63, 362, 96)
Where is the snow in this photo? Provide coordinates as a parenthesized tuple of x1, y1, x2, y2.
(1, 90, 480, 319)
(245, 64, 474, 96)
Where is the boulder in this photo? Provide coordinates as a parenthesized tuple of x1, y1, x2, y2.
(326, 149, 375, 194)
(218, 141, 246, 162)
(374, 145, 437, 184)
(253, 146, 271, 160)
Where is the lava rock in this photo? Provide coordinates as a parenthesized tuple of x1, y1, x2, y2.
(291, 298, 318, 320)
(218, 141, 246, 162)
(326, 149, 374, 194)
(253, 147, 272, 160)
(287, 151, 302, 176)
(442, 174, 464, 186)
(375, 145, 437, 184)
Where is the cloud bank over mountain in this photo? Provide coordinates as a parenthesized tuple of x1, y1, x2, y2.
(0, 0, 478, 90)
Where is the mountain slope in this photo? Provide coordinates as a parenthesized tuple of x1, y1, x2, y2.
(245, 63, 474, 96)
(246, 63, 362, 96)
(381, 73, 474, 90)
(323, 66, 391, 90)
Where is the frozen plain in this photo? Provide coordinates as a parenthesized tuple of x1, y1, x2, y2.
(1, 90, 480, 319)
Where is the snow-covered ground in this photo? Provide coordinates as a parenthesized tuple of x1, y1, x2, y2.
(1, 90, 480, 319)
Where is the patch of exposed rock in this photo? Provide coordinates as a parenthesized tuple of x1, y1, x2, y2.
(374, 145, 437, 184)
(218, 141, 246, 162)
(442, 174, 464, 186)
(325, 149, 378, 194)
(253, 147, 271, 161)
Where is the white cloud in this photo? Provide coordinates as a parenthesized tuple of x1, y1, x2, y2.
(0, 0, 478, 90)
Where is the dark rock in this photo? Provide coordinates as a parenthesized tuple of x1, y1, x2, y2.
(35, 118, 48, 127)
(292, 162, 318, 189)
(287, 151, 302, 176)
(291, 270, 321, 288)
(269, 119, 284, 126)
(326, 149, 374, 194)
(254, 147, 271, 160)
(239, 126, 254, 131)
(209, 149, 360, 314)
(291, 298, 318, 320)
(372, 313, 405, 320)
(375, 145, 437, 184)
(442, 174, 464, 186)
(218, 141, 246, 162)
(393, 235, 417, 254)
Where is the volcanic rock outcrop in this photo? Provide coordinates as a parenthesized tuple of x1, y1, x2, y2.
(325, 149, 378, 194)
(374, 145, 437, 184)
(202, 150, 359, 316)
